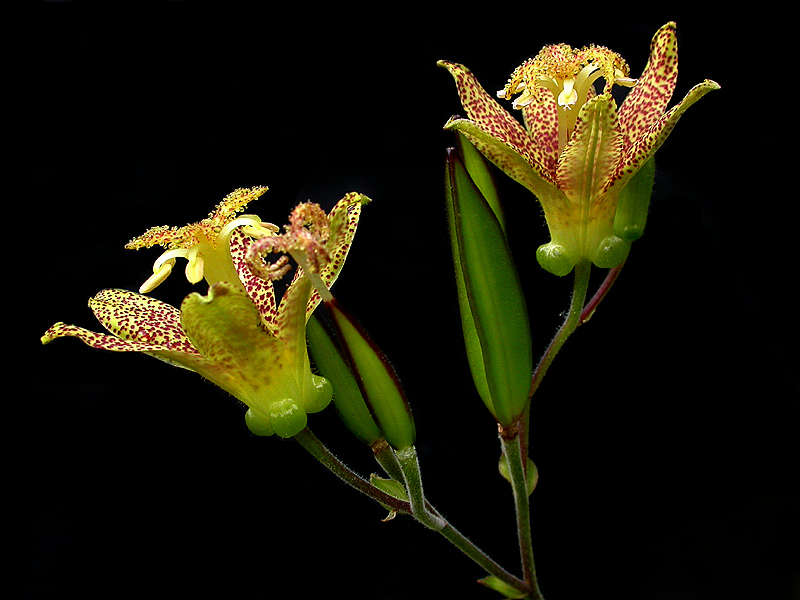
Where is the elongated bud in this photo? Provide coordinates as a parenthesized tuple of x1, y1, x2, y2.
(324, 299, 416, 451)
(306, 312, 382, 446)
(614, 156, 656, 241)
(445, 147, 533, 429)
(455, 133, 506, 235)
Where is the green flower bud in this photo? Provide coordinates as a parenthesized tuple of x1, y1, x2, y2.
(306, 313, 382, 446)
(325, 299, 416, 451)
(445, 147, 533, 428)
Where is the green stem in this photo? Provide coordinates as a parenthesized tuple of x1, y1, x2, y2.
(439, 521, 528, 595)
(293, 427, 410, 515)
(371, 438, 405, 482)
(396, 446, 447, 531)
(529, 260, 592, 399)
(399, 446, 527, 593)
(296, 430, 526, 593)
(501, 428, 543, 600)
(507, 260, 591, 598)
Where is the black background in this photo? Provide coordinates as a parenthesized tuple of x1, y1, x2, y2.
(15, 2, 798, 600)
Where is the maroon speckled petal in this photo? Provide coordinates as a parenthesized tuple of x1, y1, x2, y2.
(88, 289, 199, 355)
(439, 60, 555, 183)
(230, 228, 279, 332)
(618, 22, 679, 150)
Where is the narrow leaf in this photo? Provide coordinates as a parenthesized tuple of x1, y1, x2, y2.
(478, 576, 528, 599)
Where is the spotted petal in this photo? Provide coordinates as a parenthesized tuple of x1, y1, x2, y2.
(438, 60, 555, 184)
(557, 94, 623, 210)
(230, 227, 279, 332)
(307, 192, 370, 317)
(90, 288, 207, 368)
(613, 79, 720, 192)
(443, 116, 562, 207)
(618, 22, 679, 150)
(41, 321, 173, 353)
(41, 289, 207, 371)
(520, 90, 560, 175)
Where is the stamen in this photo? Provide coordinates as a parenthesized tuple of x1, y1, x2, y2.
(557, 78, 578, 109)
(140, 259, 175, 294)
(497, 41, 633, 156)
(184, 246, 205, 284)
(218, 215, 278, 242)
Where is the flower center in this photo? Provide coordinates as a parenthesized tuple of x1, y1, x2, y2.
(498, 43, 636, 154)
(126, 187, 275, 293)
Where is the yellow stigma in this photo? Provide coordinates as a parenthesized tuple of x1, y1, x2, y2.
(498, 43, 636, 153)
(126, 186, 277, 293)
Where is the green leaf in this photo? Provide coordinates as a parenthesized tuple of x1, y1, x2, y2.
(614, 155, 656, 241)
(307, 312, 382, 446)
(369, 474, 409, 502)
(478, 576, 528, 599)
(445, 148, 533, 428)
(325, 299, 416, 451)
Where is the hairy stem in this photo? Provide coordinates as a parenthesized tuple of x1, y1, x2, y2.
(295, 430, 526, 593)
(529, 260, 592, 399)
(293, 427, 410, 515)
(501, 427, 543, 600)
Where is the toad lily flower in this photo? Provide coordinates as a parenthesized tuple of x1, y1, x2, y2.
(41, 191, 371, 438)
(439, 22, 719, 275)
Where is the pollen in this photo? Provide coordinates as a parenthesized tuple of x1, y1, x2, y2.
(126, 186, 270, 251)
(497, 43, 633, 111)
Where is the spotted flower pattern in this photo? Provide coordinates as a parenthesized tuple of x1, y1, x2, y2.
(439, 22, 719, 275)
(41, 192, 371, 438)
